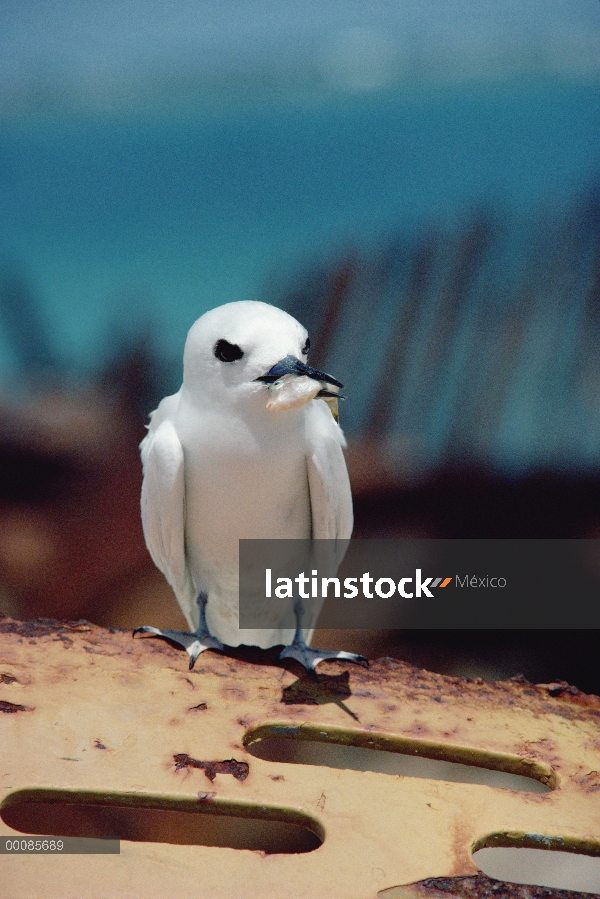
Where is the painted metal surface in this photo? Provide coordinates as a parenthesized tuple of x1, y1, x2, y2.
(0, 617, 599, 898)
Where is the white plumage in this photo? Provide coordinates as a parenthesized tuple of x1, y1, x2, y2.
(135, 300, 364, 670)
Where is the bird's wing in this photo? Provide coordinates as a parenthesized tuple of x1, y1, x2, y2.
(306, 399, 353, 543)
(301, 401, 353, 638)
(140, 401, 195, 622)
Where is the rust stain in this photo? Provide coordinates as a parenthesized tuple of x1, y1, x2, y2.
(448, 818, 479, 878)
(388, 871, 600, 898)
(541, 681, 600, 710)
(404, 722, 432, 738)
(0, 699, 32, 713)
(221, 686, 247, 702)
(54, 634, 74, 648)
(573, 770, 600, 793)
(518, 790, 554, 805)
(173, 753, 249, 782)
(2, 616, 598, 720)
(0, 617, 91, 638)
(330, 658, 600, 723)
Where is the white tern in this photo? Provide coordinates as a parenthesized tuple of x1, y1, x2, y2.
(133, 300, 366, 671)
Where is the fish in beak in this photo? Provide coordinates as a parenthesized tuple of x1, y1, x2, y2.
(255, 355, 344, 418)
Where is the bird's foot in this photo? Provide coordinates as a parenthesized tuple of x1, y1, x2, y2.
(133, 626, 224, 669)
(279, 640, 368, 673)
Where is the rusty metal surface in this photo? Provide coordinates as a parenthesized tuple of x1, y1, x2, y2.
(1, 615, 600, 899)
(381, 872, 599, 898)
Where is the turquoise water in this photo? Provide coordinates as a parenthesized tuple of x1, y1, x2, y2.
(1, 76, 598, 380)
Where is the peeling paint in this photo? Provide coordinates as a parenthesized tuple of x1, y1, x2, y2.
(0, 699, 32, 713)
(379, 871, 600, 898)
(173, 754, 249, 782)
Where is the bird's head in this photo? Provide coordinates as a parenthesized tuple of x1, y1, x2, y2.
(182, 301, 343, 416)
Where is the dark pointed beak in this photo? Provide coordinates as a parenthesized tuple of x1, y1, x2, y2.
(255, 355, 343, 391)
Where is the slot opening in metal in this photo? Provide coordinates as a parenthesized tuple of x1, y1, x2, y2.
(244, 724, 554, 792)
(0, 789, 323, 854)
(473, 833, 600, 893)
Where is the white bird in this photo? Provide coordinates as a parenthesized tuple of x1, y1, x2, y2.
(133, 300, 366, 671)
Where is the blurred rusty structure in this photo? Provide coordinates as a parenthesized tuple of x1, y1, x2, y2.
(281, 188, 600, 478)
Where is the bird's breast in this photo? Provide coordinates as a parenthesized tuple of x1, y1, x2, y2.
(177, 409, 312, 580)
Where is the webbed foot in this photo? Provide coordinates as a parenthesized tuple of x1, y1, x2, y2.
(133, 625, 224, 669)
(279, 639, 368, 673)
(133, 592, 224, 669)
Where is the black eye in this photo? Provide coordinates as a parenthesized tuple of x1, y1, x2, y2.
(214, 339, 244, 363)
(302, 337, 310, 356)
